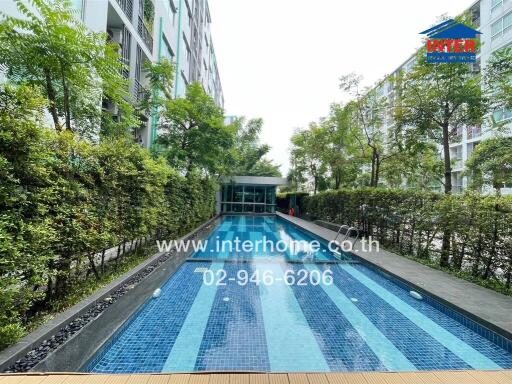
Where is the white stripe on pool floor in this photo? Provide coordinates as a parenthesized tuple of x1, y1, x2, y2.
(305, 264, 416, 371)
(161, 262, 224, 372)
(341, 265, 501, 370)
(257, 263, 330, 372)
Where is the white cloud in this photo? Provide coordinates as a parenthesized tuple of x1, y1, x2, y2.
(210, 0, 473, 174)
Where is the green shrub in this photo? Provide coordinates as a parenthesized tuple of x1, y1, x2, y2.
(301, 188, 512, 292)
(0, 84, 217, 349)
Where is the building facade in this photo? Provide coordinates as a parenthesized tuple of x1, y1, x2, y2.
(374, 0, 512, 194)
(217, 176, 289, 214)
(1, 0, 224, 148)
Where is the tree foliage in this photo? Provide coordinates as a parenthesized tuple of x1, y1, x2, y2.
(0, 0, 137, 137)
(340, 74, 392, 187)
(229, 117, 281, 177)
(465, 136, 512, 194)
(157, 82, 235, 175)
(0, 84, 216, 349)
(485, 46, 512, 113)
(393, 48, 485, 194)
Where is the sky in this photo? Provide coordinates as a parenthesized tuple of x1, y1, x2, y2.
(209, 0, 474, 175)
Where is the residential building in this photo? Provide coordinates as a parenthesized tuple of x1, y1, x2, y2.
(374, 0, 512, 195)
(0, 0, 224, 148)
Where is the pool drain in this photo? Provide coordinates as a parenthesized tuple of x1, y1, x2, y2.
(223, 297, 230, 302)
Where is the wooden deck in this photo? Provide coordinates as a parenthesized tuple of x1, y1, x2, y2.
(1, 371, 512, 384)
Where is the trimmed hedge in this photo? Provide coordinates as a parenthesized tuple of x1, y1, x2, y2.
(0, 85, 217, 349)
(301, 188, 512, 292)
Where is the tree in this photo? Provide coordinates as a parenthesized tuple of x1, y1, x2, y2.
(325, 103, 365, 189)
(290, 125, 328, 194)
(157, 82, 235, 175)
(230, 117, 281, 177)
(465, 137, 512, 195)
(142, 60, 236, 175)
(380, 141, 443, 190)
(393, 34, 486, 267)
(0, 0, 137, 137)
(394, 49, 485, 194)
(340, 73, 393, 187)
(485, 46, 512, 113)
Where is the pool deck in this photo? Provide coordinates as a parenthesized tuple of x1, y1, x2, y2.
(1, 370, 512, 384)
(276, 212, 512, 340)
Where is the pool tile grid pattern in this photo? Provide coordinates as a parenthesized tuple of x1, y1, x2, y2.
(83, 215, 512, 373)
(85, 262, 512, 372)
(366, 266, 512, 354)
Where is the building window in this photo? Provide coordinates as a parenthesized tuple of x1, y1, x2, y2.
(491, 19, 502, 39)
(220, 185, 277, 213)
(492, 0, 503, 12)
(504, 12, 512, 34)
(493, 107, 512, 122)
(121, 27, 132, 79)
(491, 12, 512, 40)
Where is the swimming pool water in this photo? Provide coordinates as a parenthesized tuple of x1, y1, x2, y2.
(84, 215, 512, 373)
(190, 215, 351, 262)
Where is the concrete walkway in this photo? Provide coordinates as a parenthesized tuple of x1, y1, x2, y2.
(277, 212, 512, 340)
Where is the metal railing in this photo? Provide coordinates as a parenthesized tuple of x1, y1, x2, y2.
(115, 0, 133, 19)
(133, 79, 149, 103)
(137, 16, 153, 53)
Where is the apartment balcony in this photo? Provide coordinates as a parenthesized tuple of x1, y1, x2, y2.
(115, 0, 133, 20)
(466, 125, 481, 140)
(137, 16, 153, 53)
(133, 79, 149, 103)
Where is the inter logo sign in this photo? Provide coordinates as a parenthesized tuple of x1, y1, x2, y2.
(420, 19, 482, 63)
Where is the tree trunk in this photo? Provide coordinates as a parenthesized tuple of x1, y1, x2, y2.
(43, 67, 61, 131)
(442, 122, 452, 194)
(374, 154, 380, 187)
(100, 249, 106, 274)
(60, 63, 72, 131)
(88, 254, 100, 280)
(439, 118, 452, 268)
(370, 149, 379, 187)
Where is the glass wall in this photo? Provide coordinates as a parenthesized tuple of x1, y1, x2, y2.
(221, 184, 276, 213)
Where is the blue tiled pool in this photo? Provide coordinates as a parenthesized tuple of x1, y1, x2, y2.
(189, 215, 352, 262)
(84, 215, 512, 373)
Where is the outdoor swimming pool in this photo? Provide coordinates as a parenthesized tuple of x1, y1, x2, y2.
(189, 215, 352, 262)
(83, 215, 512, 373)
